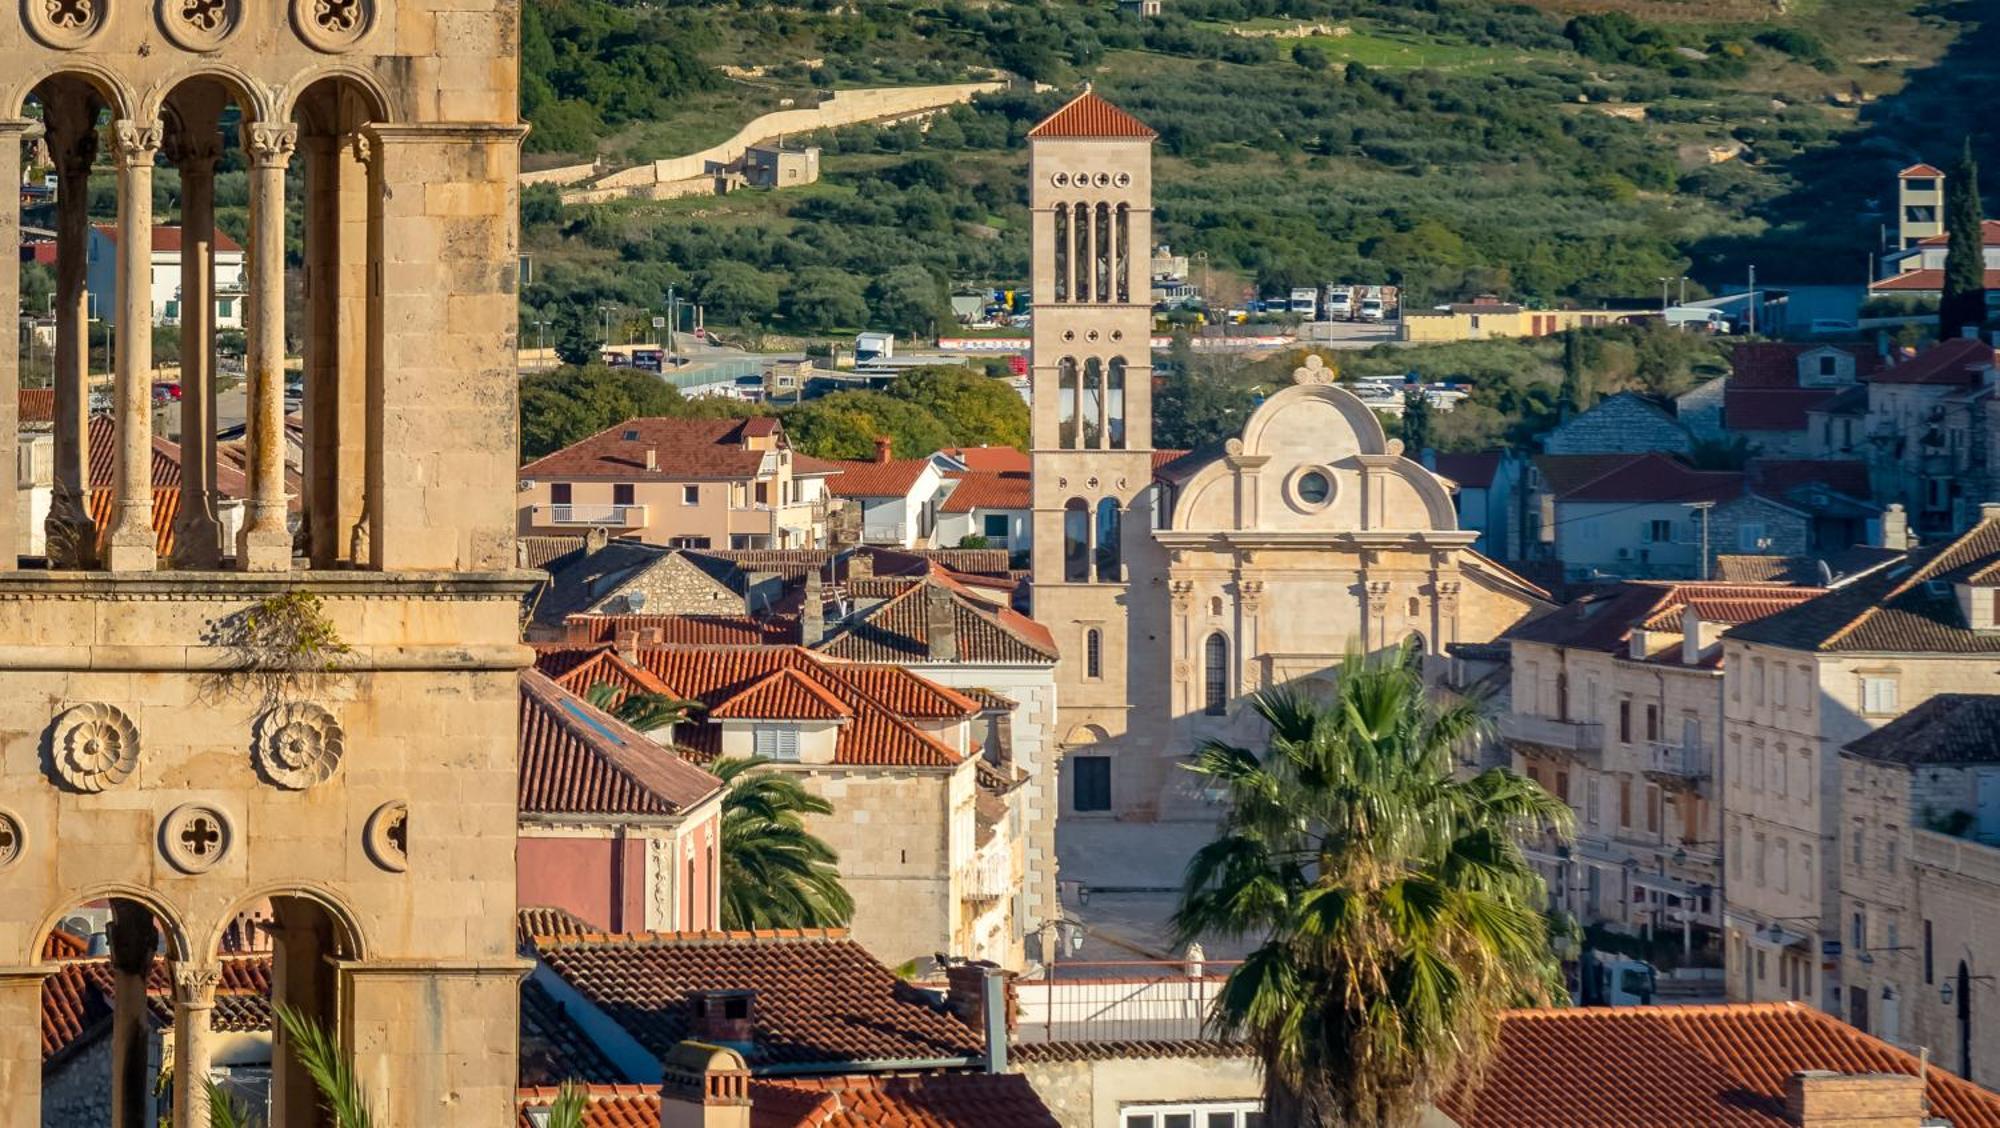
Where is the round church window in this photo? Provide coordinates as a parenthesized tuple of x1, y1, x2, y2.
(1297, 471, 1330, 504)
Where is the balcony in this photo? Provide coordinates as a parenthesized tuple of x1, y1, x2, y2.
(1645, 743, 1711, 788)
(960, 840, 1012, 902)
(532, 503, 648, 528)
(1014, 960, 1239, 1046)
(1497, 713, 1605, 760)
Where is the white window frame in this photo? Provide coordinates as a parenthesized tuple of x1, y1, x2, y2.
(682, 484, 700, 506)
(753, 725, 801, 761)
(1861, 675, 1898, 716)
(1120, 1101, 1264, 1128)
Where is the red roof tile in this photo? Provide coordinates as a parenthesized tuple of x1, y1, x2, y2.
(520, 981, 627, 1088)
(1531, 453, 1646, 496)
(1868, 336, 1997, 385)
(1748, 459, 1870, 500)
(1507, 581, 1820, 653)
(1429, 451, 1501, 490)
(84, 486, 180, 559)
(711, 667, 854, 720)
(517, 1086, 659, 1128)
(565, 614, 797, 647)
(528, 930, 984, 1068)
(751, 1074, 1058, 1127)
(1900, 162, 1945, 177)
(92, 223, 243, 254)
(1727, 342, 1883, 389)
(815, 576, 1058, 665)
(1027, 90, 1158, 140)
(19, 388, 53, 425)
(1557, 453, 1743, 505)
(44, 955, 272, 1063)
(1871, 267, 2000, 291)
(518, 671, 722, 818)
(821, 457, 935, 499)
(938, 445, 1030, 473)
(939, 471, 1030, 513)
(1729, 519, 2000, 652)
(1913, 218, 2000, 246)
(1725, 387, 1838, 431)
(519, 417, 778, 481)
(1438, 1003, 2000, 1128)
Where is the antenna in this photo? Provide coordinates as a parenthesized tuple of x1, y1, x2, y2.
(1817, 559, 1834, 587)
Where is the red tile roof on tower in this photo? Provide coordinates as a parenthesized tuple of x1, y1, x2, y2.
(938, 471, 1030, 513)
(518, 671, 722, 818)
(1435, 1003, 2000, 1127)
(518, 417, 781, 480)
(1867, 336, 1997, 385)
(538, 645, 969, 767)
(1900, 162, 1945, 177)
(526, 929, 985, 1068)
(1027, 90, 1158, 140)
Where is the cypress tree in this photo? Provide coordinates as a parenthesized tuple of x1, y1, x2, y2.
(1940, 138, 1987, 339)
(1558, 330, 1591, 417)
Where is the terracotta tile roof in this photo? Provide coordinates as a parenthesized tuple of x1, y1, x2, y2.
(519, 981, 627, 1087)
(938, 471, 1030, 513)
(711, 667, 854, 720)
(19, 388, 53, 425)
(42, 929, 89, 959)
(1844, 694, 2000, 765)
(521, 535, 586, 569)
(750, 1074, 1058, 1126)
(529, 930, 984, 1068)
(518, 671, 722, 818)
(815, 577, 1058, 665)
(1747, 459, 1870, 501)
(92, 223, 243, 254)
(85, 486, 181, 559)
(1554, 453, 1744, 506)
(1868, 336, 1997, 385)
(1429, 451, 1501, 489)
(1713, 546, 1907, 587)
(1008, 1039, 1250, 1062)
(1725, 386, 1838, 432)
(1728, 518, 2000, 652)
(43, 955, 273, 1063)
(1506, 581, 1820, 654)
(1027, 90, 1158, 140)
(543, 645, 688, 703)
(564, 613, 797, 647)
(84, 413, 254, 495)
(868, 547, 1016, 578)
(937, 445, 1031, 473)
(821, 457, 935, 498)
(519, 417, 778, 481)
(1727, 342, 1882, 389)
(537, 645, 967, 768)
(961, 687, 1017, 711)
(832, 664, 983, 719)
(1900, 162, 1945, 177)
(518, 905, 600, 947)
(1870, 267, 2000, 292)
(1436, 1003, 2000, 1128)
(1913, 217, 2000, 245)
(1531, 453, 1647, 496)
(517, 1086, 658, 1128)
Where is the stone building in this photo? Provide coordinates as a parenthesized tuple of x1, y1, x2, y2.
(1539, 392, 1693, 457)
(1837, 694, 2000, 1083)
(1502, 582, 1821, 958)
(1024, 93, 1549, 820)
(0, 0, 532, 1121)
(1856, 337, 1996, 538)
(1719, 514, 2000, 1014)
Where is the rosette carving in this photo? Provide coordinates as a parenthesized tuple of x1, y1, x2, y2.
(51, 703, 141, 792)
(254, 702, 344, 789)
(291, 0, 372, 52)
(364, 801, 408, 872)
(24, 0, 106, 49)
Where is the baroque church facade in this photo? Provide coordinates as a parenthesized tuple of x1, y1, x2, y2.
(1026, 93, 1551, 820)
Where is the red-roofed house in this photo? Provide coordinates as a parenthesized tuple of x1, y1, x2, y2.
(517, 672, 726, 934)
(1501, 580, 1822, 954)
(85, 224, 246, 329)
(1858, 337, 1997, 535)
(933, 470, 1032, 552)
(536, 642, 1024, 967)
(1723, 342, 1884, 457)
(518, 417, 834, 550)
(1424, 449, 1522, 558)
(807, 437, 948, 548)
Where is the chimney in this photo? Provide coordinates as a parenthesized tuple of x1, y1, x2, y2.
(943, 961, 1014, 1072)
(1982, 501, 2000, 523)
(584, 525, 611, 555)
(924, 583, 957, 661)
(1628, 628, 1650, 661)
(640, 626, 664, 648)
(1881, 503, 1909, 551)
(847, 550, 873, 580)
(872, 435, 892, 464)
(647, 447, 659, 471)
(658, 1041, 752, 1128)
(1783, 1071, 1927, 1128)
(615, 627, 638, 663)
(690, 989, 756, 1048)
(1681, 607, 1703, 667)
(802, 569, 825, 645)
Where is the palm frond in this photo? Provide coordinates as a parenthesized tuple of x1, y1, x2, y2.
(274, 1003, 373, 1128)
(202, 1078, 258, 1128)
(546, 1080, 589, 1128)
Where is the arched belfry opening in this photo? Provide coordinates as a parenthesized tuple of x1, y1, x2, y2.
(1, 6, 529, 1126)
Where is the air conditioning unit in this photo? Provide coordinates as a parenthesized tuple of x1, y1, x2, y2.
(1615, 547, 1633, 561)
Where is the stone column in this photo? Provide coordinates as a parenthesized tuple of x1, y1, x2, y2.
(170, 964, 220, 1128)
(237, 121, 297, 571)
(45, 94, 99, 567)
(303, 130, 375, 567)
(108, 900, 159, 1128)
(167, 98, 225, 569)
(0, 120, 34, 570)
(0, 967, 54, 1128)
(104, 119, 162, 572)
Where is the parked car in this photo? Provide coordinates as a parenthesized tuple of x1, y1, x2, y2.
(87, 389, 111, 414)
(152, 381, 182, 405)
(1809, 318, 1858, 337)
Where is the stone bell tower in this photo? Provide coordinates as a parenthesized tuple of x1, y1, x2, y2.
(1027, 92, 1163, 815)
(0, 0, 530, 1123)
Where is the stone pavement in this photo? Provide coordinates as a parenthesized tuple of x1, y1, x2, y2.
(1052, 818, 1260, 962)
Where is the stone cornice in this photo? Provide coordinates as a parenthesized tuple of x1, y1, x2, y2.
(0, 570, 540, 601)
(1154, 530, 1478, 550)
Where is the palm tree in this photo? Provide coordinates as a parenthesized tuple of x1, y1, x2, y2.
(1173, 647, 1572, 1127)
(585, 683, 702, 732)
(714, 756, 855, 929)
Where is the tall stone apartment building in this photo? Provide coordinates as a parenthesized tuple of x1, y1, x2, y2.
(0, 0, 532, 1123)
(1720, 514, 2000, 1014)
(1025, 93, 1548, 820)
(1501, 582, 1820, 953)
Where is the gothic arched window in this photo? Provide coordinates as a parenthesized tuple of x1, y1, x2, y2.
(1095, 498, 1121, 583)
(1204, 633, 1229, 716)
(1063, 498, 1090, 583)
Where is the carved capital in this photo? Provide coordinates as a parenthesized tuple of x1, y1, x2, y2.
(172, 963, 222, 1005)
(112, 120, 162, 168)
(349, 130, 374, 166)
(1365, 580, 1392, 615)
(1238, 580, 1265, 608)
(1169, 579, 1194, 612)
(244, 122, 299, 170)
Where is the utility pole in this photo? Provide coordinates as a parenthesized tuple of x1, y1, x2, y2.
(1746, 265, 1757, 336)
(1659, 276, 1671, 313)
(1685, 501, 1714, 580)
(665, 284, 677, 357)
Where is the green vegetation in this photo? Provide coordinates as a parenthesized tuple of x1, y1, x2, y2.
(1173, 647, 1570, 1126)
(714, 755, 855, 930)
(1941, 139, 1987, 339)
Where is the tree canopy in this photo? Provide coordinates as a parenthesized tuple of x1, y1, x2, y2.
(1941, 139, 1989, 340)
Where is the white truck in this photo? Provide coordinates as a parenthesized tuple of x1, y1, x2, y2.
(1355, 284, 1400, 323)
(1578, 951, 1658, 1006)
(1323, 284, 1354, 320)
(1288, 287, 1320, 317)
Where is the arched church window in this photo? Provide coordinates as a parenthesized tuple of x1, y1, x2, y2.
(1204, 633, 1230, 716)
(1073, 203, 1091, 303)
(1085, 629, 1102, 679)
(1115, 203, 1131, 303)
(1063, 499, 1091, 583)
(1408, 596, 1421, 617)
(1058, 357, 1079, 448)
(1095, 202, 1113, 302)
(1095, 498, 1122, 583)
(1209, 596, 1224, 617)
(1106, 357, 1127, 449)
(1081, 358, 1103, 448)
(1052, 205, 1070, 303)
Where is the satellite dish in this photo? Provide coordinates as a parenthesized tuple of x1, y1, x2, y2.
(621, 591, 647, 614)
